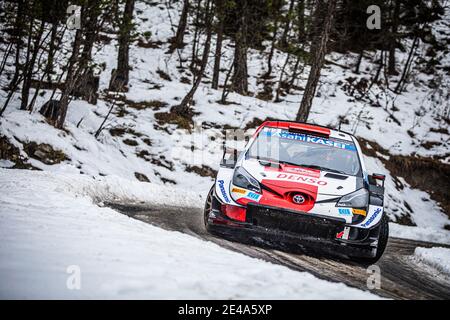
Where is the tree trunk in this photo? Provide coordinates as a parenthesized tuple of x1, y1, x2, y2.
(361, 50, 384, 99)
(169, 0, 189, 53)
(280, 0, 295, 49)
(265, 0, 281, 78)
(21, 19, 45, 110)
(79, 3, 100, 63)
(220, 57, 235, 104)
(297, 0, 305, 42)
(45, 22, 58, 80)
(109, 0, 135, 91)
(232, 0, 248, 95)
(190, 0, 202, 72)
(388, 0, 400, 75)
(175, 0, 214, 115)
(354, 49, 363, 73)
(211, 0, 224, 90)
(395, 35, 419, 94)
(27, 26, 60, 112)
(286, 55, 301, 94)
(74, 2, 102, 104)
(265, 18, 278, 78)
(9, 0, 25, 90)
(274, 54, 290, 102)
(54, 26, 83, 128)
(54, 1, 104, 126)
(0, 43, 13, 77)
(296, 0, 336, 122)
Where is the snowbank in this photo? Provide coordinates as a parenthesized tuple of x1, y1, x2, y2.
(414, 247, 450, 275)
(390, 224, 450, 245)
(0, 169, 379, 299)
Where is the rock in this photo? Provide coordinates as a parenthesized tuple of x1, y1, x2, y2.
(23, 142, 67, 165)
(134, 172, 150, 182)
(123, 138, 138, 146)
(0, 136, 37, 170)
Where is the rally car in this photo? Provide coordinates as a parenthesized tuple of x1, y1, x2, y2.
(204, 121, 388, 263)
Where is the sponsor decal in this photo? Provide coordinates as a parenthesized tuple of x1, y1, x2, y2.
(231, 187, 246, 194)
(361, 207, 382, 228)
(352, 208, 367, 216)
(338, 208, 352, 215)
(263, 127, 356, 151)
(231, 186, 262, 202)
(247, 192, 261, 201)
(284, 166, 320, 177)
(336, 227, 350, 240)
(218, 180, 230, 203)
(264, 164, 320, 178)
(276, 173, 327, 186)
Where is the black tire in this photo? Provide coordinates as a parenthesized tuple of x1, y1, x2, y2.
(203, 185, 214, 232)
(353, 215, 389, 265)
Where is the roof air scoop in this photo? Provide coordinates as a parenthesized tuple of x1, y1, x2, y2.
(324, 173, 348, 180)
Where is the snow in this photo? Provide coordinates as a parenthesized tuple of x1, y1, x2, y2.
(390, 224, 450, 245)
(363, 155, 449, 231)
(0, 159, 14, 168)
(0, 0, 449, 297)
(0, 168, 379, 299)
(1, 35, 449, 235)
(413, 247, 450, 276)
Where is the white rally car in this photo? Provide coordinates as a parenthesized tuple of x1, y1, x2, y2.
(204, 121, 388, 263)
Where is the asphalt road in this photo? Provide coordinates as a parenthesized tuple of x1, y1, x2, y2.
(107, 202, 450, 299)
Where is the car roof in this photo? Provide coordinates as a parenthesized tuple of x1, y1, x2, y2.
(258, 120, 354, 142)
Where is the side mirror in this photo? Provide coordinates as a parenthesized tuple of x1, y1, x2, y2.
(220, 148, 240, 168)
(369, 173, 385, 187)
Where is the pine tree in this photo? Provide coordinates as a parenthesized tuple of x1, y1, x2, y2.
(231, 0, 249, 95)
(175, 0, 214, 116)
(169, 0, 189, 53)
(296, 0, 336, 122)
(211, 0, 225, 90)
(109, 0, 135, 91)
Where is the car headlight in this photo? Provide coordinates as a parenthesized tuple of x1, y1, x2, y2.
(232, 167, 261, 193)
(336, 188, 369, 208)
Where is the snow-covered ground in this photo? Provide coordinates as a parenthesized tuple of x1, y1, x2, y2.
(389, 224, 450, 245)
(413, 247, 450, 276)
(0, 0, 449, 299)
(0, 168, 380, 299)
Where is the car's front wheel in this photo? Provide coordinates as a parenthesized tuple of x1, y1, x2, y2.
(203, 185, 214, 232)
(353, 215, 389, 265)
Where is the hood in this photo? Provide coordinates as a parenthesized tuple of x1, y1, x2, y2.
(241, 158, 358, 197)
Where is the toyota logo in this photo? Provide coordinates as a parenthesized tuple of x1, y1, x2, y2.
(292, 194, 306, 204)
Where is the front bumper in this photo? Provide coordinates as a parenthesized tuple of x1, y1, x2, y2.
(207, 201, 379, 258)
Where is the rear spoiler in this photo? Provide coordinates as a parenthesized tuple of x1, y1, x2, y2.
(288, 123, 330, 138)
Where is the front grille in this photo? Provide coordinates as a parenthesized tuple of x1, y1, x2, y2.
(246, 203, 345, 240)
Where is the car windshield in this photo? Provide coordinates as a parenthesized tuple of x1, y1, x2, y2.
(246, 127, 362, 176)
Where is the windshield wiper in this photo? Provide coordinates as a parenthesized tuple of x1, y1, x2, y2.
(297, 164, 347, 175)
(277, 159, 303, 167)
(255, 158, 348, 175)
(256, 157, 282, 167)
